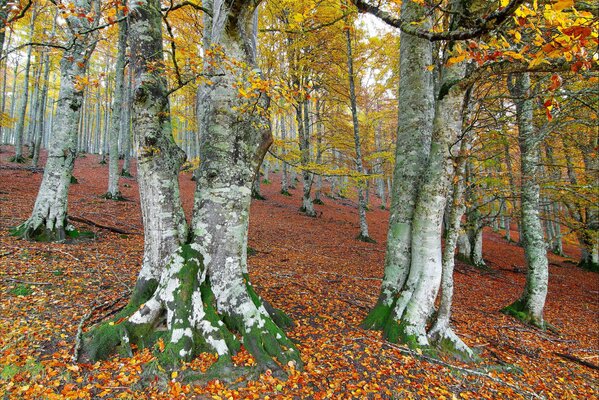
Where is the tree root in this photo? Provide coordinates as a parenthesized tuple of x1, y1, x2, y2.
(10, 217, 87, 242)
(428, 325, 478, 362)
(81, 245, 301, 375)
(356, 233, 376, 243)
(500, 299, 545, 330)
(360, 298, 395, 331)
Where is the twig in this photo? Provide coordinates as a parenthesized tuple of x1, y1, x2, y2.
(72, 305, 96, 363)
(358, 335, 545, 399)
(69, 215, 139, 235)
(0, 250, 16, 258)
(4, 278, 52, 286)
(554, 352, 599, 371)
(71, 292, 131, 363)
(45, 246, 81, 262)
(0, 164, 44, 173)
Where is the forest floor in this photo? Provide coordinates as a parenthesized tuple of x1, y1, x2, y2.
(0, 145, 598, 399)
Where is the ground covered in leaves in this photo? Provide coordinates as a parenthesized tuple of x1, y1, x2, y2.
(0, 146, 598, 399)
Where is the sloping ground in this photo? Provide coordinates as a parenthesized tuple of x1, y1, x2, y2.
(0, 146, 597, 399)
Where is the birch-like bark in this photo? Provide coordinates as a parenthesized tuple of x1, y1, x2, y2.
(297, 99, 316, 216)
(106, 4, 128, 199)
(362, 0, 434, 329)
(345, 22, 370, 240)
(280, 114, 290, 194)
(12, 0, 100, 241)
(503, 72, 548, 327)
(12, 9, 36, 162)
(121, 66, 133, 176)
(32, 48, 51, 167)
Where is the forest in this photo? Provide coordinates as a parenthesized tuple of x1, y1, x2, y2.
(0, 0, 597, 398)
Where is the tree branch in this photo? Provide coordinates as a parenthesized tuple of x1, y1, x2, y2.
(352, 0, 525, 41)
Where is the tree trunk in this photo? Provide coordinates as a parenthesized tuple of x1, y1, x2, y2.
(11, 0, 99, 241)
(361, 0, 434, 332)
(280, 114, 290, 195)
(298, 100, 316, 216)
(12, 9, 36, 163)
(121, 66, 133, 177)
(105, 4, 128, 199)
(345, 22, 370, 241)
(502, 73, 548, 328)
(83, 0, 301, 374)
(32, 48, 52, 167)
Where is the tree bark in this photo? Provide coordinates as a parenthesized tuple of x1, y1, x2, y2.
(502, 72, 548, 328)
(361, 0, 434, 332)
(105, 3, 128, 199)
(83, 0, 301, 374)
(345, 21, 370, 241)
(12, 9, 36, 163)
(11, 0, 99, 241)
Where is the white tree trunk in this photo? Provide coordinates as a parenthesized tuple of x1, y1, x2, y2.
(503, 72, 548, 327)
(12, 0, 99, 241)
(106, 6, 128, 199)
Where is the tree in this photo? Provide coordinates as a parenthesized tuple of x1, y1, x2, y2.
(501, 72, 549, 328)
(11, 0, 100, 241)
(344, 16, 371, 242)
(105, 1, 128, 200)
(82, 0, 302, 375)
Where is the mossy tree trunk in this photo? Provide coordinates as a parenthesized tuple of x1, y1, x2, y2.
(345, 20, 370, 241)
(105, 3, 128, 200)
(82, 0, 301, 374)
(501, 72, 548, 328)
(362, 0, 474, 358)
(361, 0, 434, 334)
(12, 8, 36, 163)
(12, 0, 99, 241)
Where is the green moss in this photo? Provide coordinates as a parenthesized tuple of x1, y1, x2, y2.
(199, 281, 240, 354)
(500, 299, 546, 329)
(280, 190, 292, 196)
(360, 298, 395, 331)
(383, 318, 401, 343)
(10, 284, 33, 296)
(83, 322, 129, 361)
(9, 155, 26, 163)
(262, 179, 271, 184)
(243, 273, 294, 330)
(435, 335, 479, 363)
(120, 170, 133, 178)
(396, 322, 424, 349)
(579, 259, 599, 272)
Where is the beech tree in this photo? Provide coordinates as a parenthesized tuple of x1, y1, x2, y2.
(105, 1, 128, 200)
(82, 0, 302, 374)
(12, 0, 100, 241)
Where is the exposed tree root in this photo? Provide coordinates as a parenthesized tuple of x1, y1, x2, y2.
(500, 299, 546, 330)
(81, 245, 301, 375)
(356, 233, 376, 243)
(10, 217, 87, 242)
(360, 297, 395, 331)
(428, 325, 478, 362)
(9, 155, 27, 163)
(102, 192, 125, 201)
